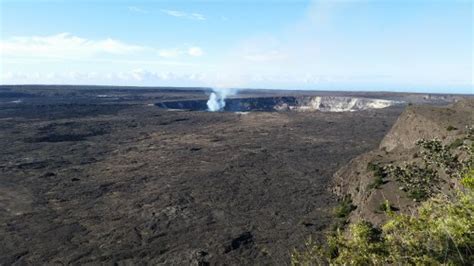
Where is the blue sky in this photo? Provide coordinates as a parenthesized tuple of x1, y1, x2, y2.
(0, 0, 472, 93)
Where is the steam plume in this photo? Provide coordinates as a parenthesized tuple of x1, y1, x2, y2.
(207, 91, 225, 111)
(206, 88, 234, 112)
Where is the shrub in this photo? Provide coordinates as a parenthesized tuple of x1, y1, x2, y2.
(367, 175, 384, 190)
(461, 168, 474, 190)
(367, 162, 387, 190)
(292, 132, 474, 265)
(292, 174, 474, 265)
(467, 125, 474, 140)
(385, 164, 438, 201)
(446, 125, 457, 131)
(291, 221, 387, 266)
(376, 137, 473, 201)
(448, 138, 464, 150)
(416, 138, 471, 179)
(333, 196, 356, 219)
(382, 189, 474, 265)
(366, 162, 379, 172)
(377, 200, 396, 213)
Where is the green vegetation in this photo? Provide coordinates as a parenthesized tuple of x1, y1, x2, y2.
(366, 162, 386, 190)
(386, 163, 438, 201)
(377, 200, 396, 213)
(446, 125, 457, 131)
(448, 138, 464, 150)
(292, 169, 474, 266)
(330, 196, 356, 231)
(292, 130, 474, 265)
(366, 162, 380, 172)
(383, 137, 472, 201)
(416, 138, 470, 179)
(461, 168, 474, 190)
(467, 126, 474, 141)
(333, 196, 356, 219)
(292, 221, 387, 266)
(367, 176, 384, 190)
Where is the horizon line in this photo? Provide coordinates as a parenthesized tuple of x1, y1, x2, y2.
(1, 83, 473, 96)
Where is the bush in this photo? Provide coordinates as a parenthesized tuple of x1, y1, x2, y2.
(292, 132, 474, 265)
(467, 125, 474, 140)
(461, 168, 474, 190)
(416, 138, 471, 179)
(367, 162, 387, 190)
(366, 162, 379, 172)
(386, 163, 438, 201)
(446, 125, 458, 131)
(333, 197, 356, 219)
(377, 200, 397, 213)
(292, 173, 474, 265)
(291, 221, 387, 266)
(382, 137, 472, 201)
(382, 191, 474, 265)
(448, 138, 464, 150)
(367, 175, 384, 190)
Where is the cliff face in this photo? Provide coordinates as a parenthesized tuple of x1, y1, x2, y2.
(290, 96, 399, 112)
(157, 96, 402, 112)
(331, 99, 474, 225)
(380, 100, 474, 151)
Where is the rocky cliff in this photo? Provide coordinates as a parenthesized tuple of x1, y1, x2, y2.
(289, 96, 399, 112)
(380, 100, 473, 151)
(331, 99, 474, 225)
(157, 96, 402, 112)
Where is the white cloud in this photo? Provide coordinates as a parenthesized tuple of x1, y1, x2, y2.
(161, 9, 185, 17)
(188, 47, 203, 57)
(128, 6, 148, 14)
(190, 13, 206, 21)
(158, 48, 181, 58)
(161, 9, 206, 20)
(0, 69, 209, 87)
(243, 50, 286, 62)
(0, 33, 145, 59)
(1, 33, 205, 63)
(157, 46, 204, 58)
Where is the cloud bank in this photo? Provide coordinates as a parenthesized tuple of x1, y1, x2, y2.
(0, 33, 203, 61)
(0, 33, 144, 59)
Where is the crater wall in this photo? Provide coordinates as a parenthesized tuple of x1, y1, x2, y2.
(156, 96, 403, 112)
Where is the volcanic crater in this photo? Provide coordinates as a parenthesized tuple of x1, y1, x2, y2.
(156, 96, 403, 112)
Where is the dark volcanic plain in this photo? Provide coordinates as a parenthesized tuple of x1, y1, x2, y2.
(0, 86, 460, 264)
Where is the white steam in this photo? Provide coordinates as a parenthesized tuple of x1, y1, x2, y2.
(203, 52, 242, 112)
(206, 88, 235, 112)
(207, 92, 225, 111)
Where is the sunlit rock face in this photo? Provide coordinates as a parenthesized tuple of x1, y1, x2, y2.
(286, 97, 398, 112)
(156, 96, 401, 112)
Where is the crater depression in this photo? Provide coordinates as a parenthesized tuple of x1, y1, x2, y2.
(156, 96, 403, 112)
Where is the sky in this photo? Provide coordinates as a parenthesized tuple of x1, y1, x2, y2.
(0, 0, 472, 93)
